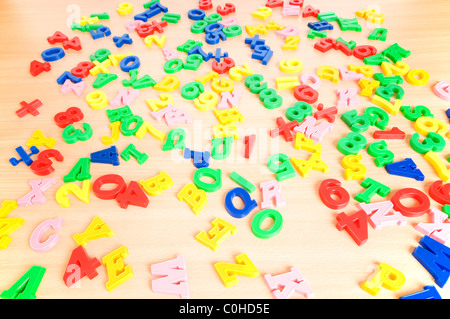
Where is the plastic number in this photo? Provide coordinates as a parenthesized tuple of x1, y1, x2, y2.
(429, 180, 450, 205)
(181, 81, 204, 100)
(244, 74, 268, 94)
(30, 149, 64, 176)
(217, 3, 235, 15)
(62, 123, 93, 144)
(337, 132, 367, 155)
(294, 85, 318, 104)
(285, 101, 312, 122)
(212, 57, 235, 74)
(184, 54, 203, 71)
(259, 88, 282, 109)
(410, 132, 446, 154)
(54, 107, 84, 128)
(363, 106, 390, 130)
(71, 61, 94, 78)
(341, 109, 371, 133)
(319, 179, 350, 209)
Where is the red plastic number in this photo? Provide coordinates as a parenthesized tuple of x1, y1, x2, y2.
(334, 41, 353, 56)
(71, 61, 94, 78)
(429, 180, 450, 205)
(319, 179, 350, 209)
(93, 174, 127, 200)
(266, 0, 284, 8)
(30, 149, 64, 176)
(294, 85, 318, 104)
(63, 36, 82, 51)
(353, 45, 377, 60)
(336, 210, 368, 246)
(54, 107, 84, 128)
(63, 246, 101, 288)
(30, 60, 51, 77)
(217, 3, 235, 15)
(314, 38, 336, 53)
(199, 0, 213, 10)
(212, 57, 235, 74)
(244, 134, 256, 159)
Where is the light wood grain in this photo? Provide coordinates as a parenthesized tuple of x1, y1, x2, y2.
(0, 0, 450, 299)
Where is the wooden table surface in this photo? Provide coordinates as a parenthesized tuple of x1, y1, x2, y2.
(1, 0, 450, 300)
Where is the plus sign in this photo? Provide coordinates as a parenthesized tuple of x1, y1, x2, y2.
(244, 34, 265, 49)
(314, 104, 338, 123)
(269, 116, 299, 142)
(16, 99, 43, 117)
(113, 33, 133, 48)
(89, 59, 112, 76)
(149, 20, 168, 34)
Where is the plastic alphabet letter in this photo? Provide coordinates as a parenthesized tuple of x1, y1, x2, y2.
(264, 267, 313, 299)
(196, 218, 237, 251)
(29, 217, 63, 252)
(214, 253, 259, 287)
(361, 262, 405, 296)
(177, 183, 208, 215)
(260, 181, 286, 209)
(150, 255, 189, 299)
(358, 200, 406, 230)
(102, 245, 134, 291)
(0, 266, 46, 299)
(73, 216, 115, 246)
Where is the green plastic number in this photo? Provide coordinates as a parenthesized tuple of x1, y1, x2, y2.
(223, 25, 242, 37)
(62, 123, 93, 144)
(191, 20, 208, 34)
(410, 132, 446, 154)
(363, 106, 390, 130)
(89, 48, 111, 62)
(184, 54, 203, 71)
(259, 88, 282, 109)
(203, 13, 222, 24)
(181, 81, 204, 100)
(337, 132, 367, 155)
(245, 74, 267, 94)
(375, 83, 405, 101)
(341, 109, 371, 133)
(164, 58, 184, 74)
(286, 101, 313, 122)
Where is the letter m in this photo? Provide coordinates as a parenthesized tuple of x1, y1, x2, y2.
(413, 235, 450, 288)
(294, 116, 333, 143)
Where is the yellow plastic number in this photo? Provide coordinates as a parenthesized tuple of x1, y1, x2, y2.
(279, 58, 303, 73)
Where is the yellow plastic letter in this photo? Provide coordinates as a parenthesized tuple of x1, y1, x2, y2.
(177, 183, 208, 215)
(139, 171, 174, 196)
(196, 218, 237, 251)
(73, 216, 115, 246)
(341, 154, 367, 180)
(102, 245, 134, 291)
(361, 262, 405, 296)
(214, 253, 259, 287)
